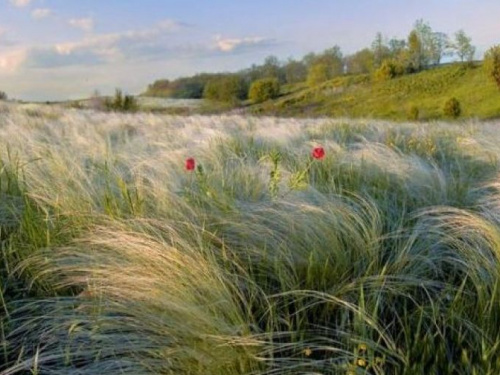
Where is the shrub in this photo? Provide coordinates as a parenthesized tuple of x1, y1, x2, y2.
(0, 91, 7, 101)
(307, 62, 330, 87)
(374, 60, 404, 82)
(203, 75, 246, 104)
(443, 97, 461, 118)
(105, 89, 138, 112)
(123, 95, 138, 111)
(248, 78, 280, 103)
(89, 90, 106, 111)
(407, 105, 419, 121)
(484, 45, 500, 90)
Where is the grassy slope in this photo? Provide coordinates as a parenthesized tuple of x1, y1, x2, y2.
(250, 63, 500, 120)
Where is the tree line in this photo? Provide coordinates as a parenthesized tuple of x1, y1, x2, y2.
(144, 19, 481, 104)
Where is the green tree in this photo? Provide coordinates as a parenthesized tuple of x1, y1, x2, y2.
(284, 59, 307, 84)
(113, 88, 124, 109)
(388, 38, 406, 58)
(454, 30, 476, 63)
(408, 30, 424, 72)
(314, 46, 344, 78)
(371, 32, 390, 68)
(307, 62, 330, 86)
(406, 19, 450, 68)
(484, 45, 500, 90)
(262, 55, 283, 82)
(345, 48, 375, 74)
(248, 78, 280, 103)
(302, 52, 317, 69)
(203, 75, 246, 104)
(429, 31, 451, 65)
(374, 59, 404, 81)
(123, 95, 138, 111)
(105, 88, 137, 112)
(413, 19, 433, 67)
(245, 64, 263, 82)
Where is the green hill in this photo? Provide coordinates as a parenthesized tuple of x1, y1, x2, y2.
(249, 63, 500, 120)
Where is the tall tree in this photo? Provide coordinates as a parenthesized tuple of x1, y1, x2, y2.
(388, 38, 406, 58)
(454, 30, 476, 63)
(314, 46, 344, 78)
(429, 32, 451, 65)
(345, 48, 375, 74)
(371, 32, 390, 68)
(408, 30, 424, 71)
(307, 62, 330, 86)
(484, 45, 500, 90)
(262, 55, 283, 81)
(302, 52, 317, 68)
(413, 19, 434, 67)
(411, 19, 450, 67)
(284, 58, 307, 84)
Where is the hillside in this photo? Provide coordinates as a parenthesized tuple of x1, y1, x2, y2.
(249, 63, 500, 120)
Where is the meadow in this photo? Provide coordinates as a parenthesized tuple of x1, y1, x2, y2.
(251, 63, 500, 121)
(2, 102, 500, 374)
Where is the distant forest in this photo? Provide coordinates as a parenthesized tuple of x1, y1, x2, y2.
(144, 19, 478, 102)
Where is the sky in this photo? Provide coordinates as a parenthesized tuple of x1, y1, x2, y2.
(0, 0, 499, 101)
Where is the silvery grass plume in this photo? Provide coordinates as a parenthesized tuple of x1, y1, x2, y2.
(2, 102, 500, 373)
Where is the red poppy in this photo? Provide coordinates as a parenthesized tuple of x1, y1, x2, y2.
(312, 147, 325, 160)
(185, 157, 196, 171)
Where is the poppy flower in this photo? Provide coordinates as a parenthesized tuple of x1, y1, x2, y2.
(312, 147, 325, 160)
(185, 157, 196, 171)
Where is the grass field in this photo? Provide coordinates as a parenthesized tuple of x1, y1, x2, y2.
(3, 102, 500, 374)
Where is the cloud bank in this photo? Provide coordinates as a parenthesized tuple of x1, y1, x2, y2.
(9, 0, 32, 8)
(31, 8, 51, 20)
(68, 17, 94, 32)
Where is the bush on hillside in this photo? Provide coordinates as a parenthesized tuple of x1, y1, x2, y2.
(484, 45, 500, 90)
(407, 105, 420, 121)
(203, 76, 247, 104)
(374, 60, 405, 82)
(307, 62, 330, 87)
(248, 78, 280, 103)
(443, 97, 461, 118)
(105, 89, 138, 112)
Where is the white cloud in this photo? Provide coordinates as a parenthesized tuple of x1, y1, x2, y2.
(31, 8, 51, 20)
(157, 19, 185, 32)
(0, 49, 27, 72)
(3, 19, 186, 71)
(68, 17, 94, 32)
(50, 19, 189, 64)
(1, 20, 276, 76)
(9, 0, 32, 8)
(214, 35, 273, 52)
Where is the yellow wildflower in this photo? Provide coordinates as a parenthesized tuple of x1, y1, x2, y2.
(357, 358, 367, 367)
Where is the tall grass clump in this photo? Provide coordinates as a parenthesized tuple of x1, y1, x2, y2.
(2, 103, 500, 373)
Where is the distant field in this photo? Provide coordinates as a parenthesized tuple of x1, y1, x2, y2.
(60, 96, 203, 112)
(3, 102, 500, 374)
(136, 97, 203, 109)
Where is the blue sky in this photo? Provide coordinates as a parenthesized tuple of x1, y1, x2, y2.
(1, 0, 499, 101)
